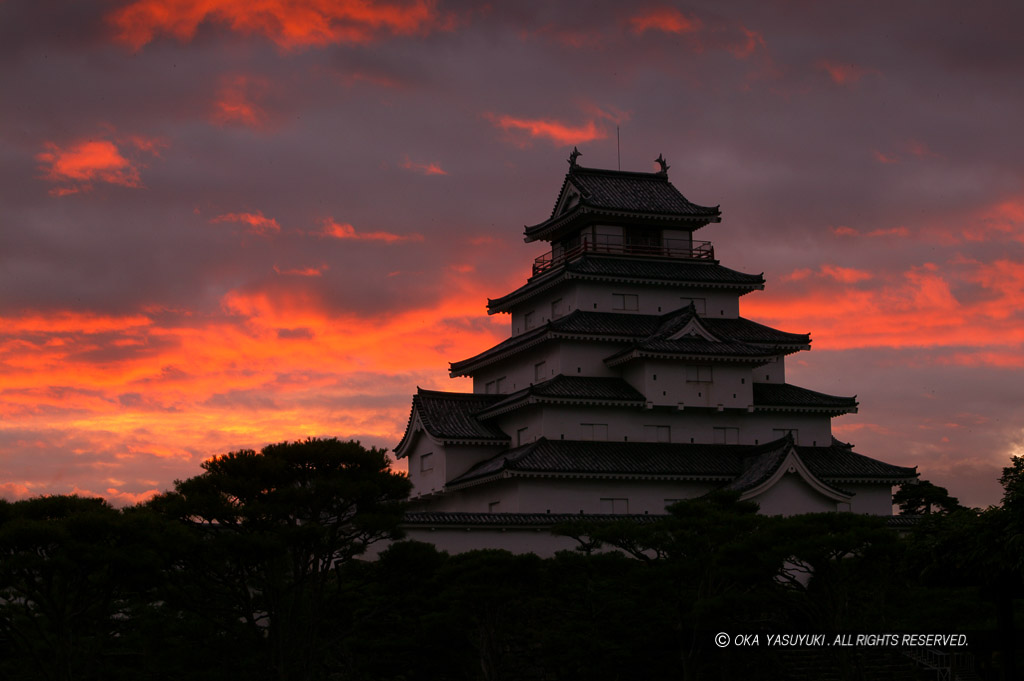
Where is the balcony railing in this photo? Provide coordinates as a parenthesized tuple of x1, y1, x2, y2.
(532, 237, 714, 275)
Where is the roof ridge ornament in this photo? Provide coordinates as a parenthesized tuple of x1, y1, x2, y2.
(655, 153, 670, 176)
(568, 146, 582, 169)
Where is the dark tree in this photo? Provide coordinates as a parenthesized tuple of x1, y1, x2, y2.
(151, 438, 410, 681)
(0, 496, 134, 681)
(893, 479, 962, 515)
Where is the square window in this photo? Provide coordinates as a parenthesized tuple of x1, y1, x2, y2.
(644, 425, 671, 443)
(612, 293, 639, 311)
(600, 498, 629, 513)
(686, 366, 712, 382)
(713, 427, 739, 445)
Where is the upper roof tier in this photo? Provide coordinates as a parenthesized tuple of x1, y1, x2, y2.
(524, 153, 722, 243)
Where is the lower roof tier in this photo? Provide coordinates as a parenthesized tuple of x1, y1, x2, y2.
(488, 254, 765, 314)
(445, 436, 917, 490)
(394, 379, 859, 456)
(451, 306, 809, 377)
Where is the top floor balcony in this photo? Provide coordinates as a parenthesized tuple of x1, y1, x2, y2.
(532, 236, 714, 276)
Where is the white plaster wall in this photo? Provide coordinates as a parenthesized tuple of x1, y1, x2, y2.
(624, 360, 755, 409)
(516, 477, 713, 514)
(424, 478, 520, 513)
(751, 473, 840, 515)
(481, 402, 835, 447)
(842, 484, 895, 515)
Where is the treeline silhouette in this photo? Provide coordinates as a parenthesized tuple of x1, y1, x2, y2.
(0, 439, 1021, 681)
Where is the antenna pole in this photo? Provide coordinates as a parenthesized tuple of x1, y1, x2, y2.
(617, 126, 621, 170)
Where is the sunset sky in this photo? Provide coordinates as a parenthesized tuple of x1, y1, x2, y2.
(2, 1, 1022, 508)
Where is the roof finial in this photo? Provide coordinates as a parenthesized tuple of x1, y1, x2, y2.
(655, 153, 670, 176)
(568, 147, 582, 169)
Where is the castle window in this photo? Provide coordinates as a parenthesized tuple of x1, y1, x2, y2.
(524, 310, 536, 330)
(488, 501, 501, 513)
(534, 361, 546, 382)
(495, 377, 507, 392)
(551, 298, 565, 318)
(581, 423, 608, 440)
(612, 293, 639, 311)
(517, 427, 529, 446)
(485, 381, 495, 394)
(686, 366, 712, 382)
(680, 297, 707, 314)
(600, 498, 629, 513)
(713, 427, 739, 445)
(773, 428, 799, 444)
(420, 452, 434, 472)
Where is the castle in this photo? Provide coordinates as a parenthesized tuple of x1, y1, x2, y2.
(393, 151, 916, 554)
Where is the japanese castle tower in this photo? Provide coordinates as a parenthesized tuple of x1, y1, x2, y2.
(395, 152, 915, 552)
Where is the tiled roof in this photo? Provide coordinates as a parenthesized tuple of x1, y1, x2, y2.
(487, 256, 764, 313)
(448, 439, 749, 485)
(394, 389, 509, 453)
(447, 437, 916, 487)
(525, 166, 720, 241)
(562, 166, 720, 217)
(753, 383, 857, 411)
(403, 512, 665, 526)
(478, 375, 647, 419)
(402, 511, 915, 529)
(451, 308, 806, 376)
(604, 305, 797, 367)
(797, 439, 917, 481)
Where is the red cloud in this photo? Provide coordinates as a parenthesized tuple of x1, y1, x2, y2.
(274, 265, 327, 277)
(212, 210, 282, 235)
(628, 8, 702, 35)
(728, 26, 765, 58)
(872, 150, 899, 164)
(109, 0, 441, 50)
(212, 75, 271, 129)
(37, 136, 163, 196)
(487, 113, 605, 147)
(320, 218, 422, 243)
(817, 59, 877, 85)
(399, 157, 448, 176)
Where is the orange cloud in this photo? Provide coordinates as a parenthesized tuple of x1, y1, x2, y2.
(274, 265, 327, 277)
(817, 59, 876, 85)
(37, 136, 164, 196)
(320, 218, 422, 243)
(109, 0, 441, 50)
(819, 264, 872, 283)
(212, 75, 271, 128)
(212, 210, 282, 235)
(487, 113, 605, 147)
(628, 8, 702, 35)
(746, 259, 1024, 356)
(399, 157, 448, 175)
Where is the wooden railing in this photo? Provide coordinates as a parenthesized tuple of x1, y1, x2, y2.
(533, 238, 714, 275)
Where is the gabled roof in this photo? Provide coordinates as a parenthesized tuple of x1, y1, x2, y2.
(488, 255, 766, 314)
(394, 389, 509, 455)
(451, 307, 808, 377)
(723, 435, 854, 502)
(752, 382, 858, 415)
(445, 436, 917, 488)
(475, 375, 647, 419)
(525, 164, 721, 242)
(603, 304, 793, 367)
